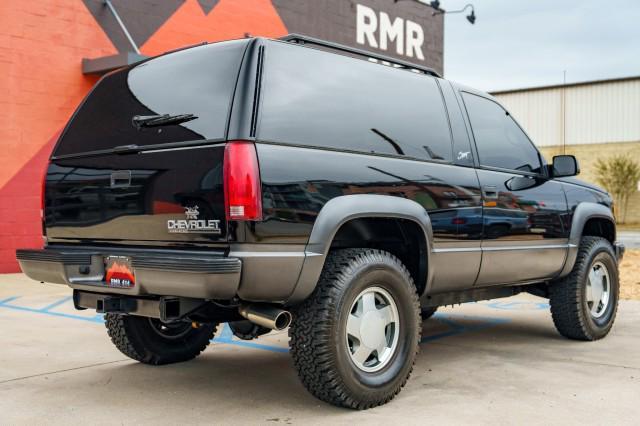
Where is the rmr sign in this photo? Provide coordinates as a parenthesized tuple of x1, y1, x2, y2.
(356, 4, 425, 61)
(270, 0, 444, 73)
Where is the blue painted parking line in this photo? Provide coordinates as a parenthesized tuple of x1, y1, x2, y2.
(40, 296, 74, 312)
(0, 296, 21, 305)
(485, 301, 549, 310)
(212, 323, 289, 353)
(0, 296, 511, 352)
(421, 313, 509, 343)
(0, 295, 104, 323)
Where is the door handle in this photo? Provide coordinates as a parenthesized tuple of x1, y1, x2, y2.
(110, 170, 131, 188)
(482, 185, 498, 199)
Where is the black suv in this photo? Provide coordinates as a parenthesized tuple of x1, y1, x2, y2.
(17, 35, 625, 409)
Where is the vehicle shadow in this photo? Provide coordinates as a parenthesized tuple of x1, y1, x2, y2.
(44, 315, 572, 419)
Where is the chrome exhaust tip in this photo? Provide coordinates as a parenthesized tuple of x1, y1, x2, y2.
(238, 304, 292, 331)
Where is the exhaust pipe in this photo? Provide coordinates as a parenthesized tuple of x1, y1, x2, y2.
(238, 304, 292, 331)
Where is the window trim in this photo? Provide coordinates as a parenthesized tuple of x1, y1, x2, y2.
(460, 91, 547, 178)
(434, 78, 456, 163)
(254, 139, 453, 166)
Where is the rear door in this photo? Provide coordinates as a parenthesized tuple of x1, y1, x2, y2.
(45, 40, 249, 245)
(460, 92, 569, 285)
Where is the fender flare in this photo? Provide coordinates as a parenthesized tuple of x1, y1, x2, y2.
(559, 202, 615, 277)
(285, 194, 434, 304)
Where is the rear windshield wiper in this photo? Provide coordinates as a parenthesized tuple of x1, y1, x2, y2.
(132, 113, 197, 129)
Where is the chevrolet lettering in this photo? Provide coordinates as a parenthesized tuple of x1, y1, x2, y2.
(167, 206, 221, 234)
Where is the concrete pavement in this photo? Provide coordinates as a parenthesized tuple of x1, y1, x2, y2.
(1, 273, 639, 425)
(619, 231, 640, 249)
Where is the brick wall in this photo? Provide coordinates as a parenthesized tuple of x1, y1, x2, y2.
(0, 0, 446, 273)
(0, 1, 111, 272)
(0, 0, 288, 272)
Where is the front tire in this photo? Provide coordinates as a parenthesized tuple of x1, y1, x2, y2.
(549, 236, 619, 341)
(289, 249, 421, 409)
(105, 314, 217, 365)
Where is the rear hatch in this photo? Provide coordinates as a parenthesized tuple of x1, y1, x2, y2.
(45, 39, 250, 245)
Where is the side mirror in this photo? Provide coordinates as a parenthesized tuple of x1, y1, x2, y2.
(552, 155, 580, 178)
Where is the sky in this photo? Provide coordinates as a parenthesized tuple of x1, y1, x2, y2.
(440, 0, 640, 92)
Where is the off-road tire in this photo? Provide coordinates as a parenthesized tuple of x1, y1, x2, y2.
(289, 248, 421, 409)
(421, 306, 438, 320)
(549, 236, 619, 341)
(105, 314, 217, 365)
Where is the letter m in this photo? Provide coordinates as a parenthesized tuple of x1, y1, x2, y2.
(379, 12, 404, 55)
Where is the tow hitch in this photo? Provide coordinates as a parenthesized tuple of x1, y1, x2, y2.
(73, 290, 206, 322)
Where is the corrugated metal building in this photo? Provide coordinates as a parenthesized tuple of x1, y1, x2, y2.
(492, 76, 640, 223)
(492, 76, 640, 147)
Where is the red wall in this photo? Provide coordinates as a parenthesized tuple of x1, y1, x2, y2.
(0, 0, 287, 272)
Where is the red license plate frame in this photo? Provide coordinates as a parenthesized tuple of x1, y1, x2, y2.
(104, 256, 136, 288)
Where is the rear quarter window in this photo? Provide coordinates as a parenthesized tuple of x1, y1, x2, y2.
(257, 41, 453, 162)
(54, 39, 248, 157)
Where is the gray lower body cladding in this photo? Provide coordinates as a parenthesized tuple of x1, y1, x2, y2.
(16, 244, 307, 303)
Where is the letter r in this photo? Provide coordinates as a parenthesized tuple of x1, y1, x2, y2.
(356, 4, 378, 48)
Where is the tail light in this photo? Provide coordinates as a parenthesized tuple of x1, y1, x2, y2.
(223, 141, 262, 221)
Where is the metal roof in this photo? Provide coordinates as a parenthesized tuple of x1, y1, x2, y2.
(491, 75, 640, 96)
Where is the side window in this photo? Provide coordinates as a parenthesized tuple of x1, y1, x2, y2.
(462, 93, 542, 174)
(258, 42, 453, 162)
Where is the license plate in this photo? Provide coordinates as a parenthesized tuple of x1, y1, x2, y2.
(104, 256, 135, 288)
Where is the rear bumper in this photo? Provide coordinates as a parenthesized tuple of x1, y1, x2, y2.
(16, 247, 241, 300)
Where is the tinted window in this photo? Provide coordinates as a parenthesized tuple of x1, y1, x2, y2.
(258, 42, 453, 162)
(462, 93, 542, 173)
(54, 40, 248, 157)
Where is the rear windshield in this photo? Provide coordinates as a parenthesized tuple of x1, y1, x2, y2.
(53, 39, 248, 157)
(257, 41, 453, 162)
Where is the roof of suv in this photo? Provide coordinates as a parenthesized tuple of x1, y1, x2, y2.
(278, 34, 441, 78)
(274, 35, 495, 103)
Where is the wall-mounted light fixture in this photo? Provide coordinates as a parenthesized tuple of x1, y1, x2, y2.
(432, 3, 476, 25)
(394, 0, 476, 25)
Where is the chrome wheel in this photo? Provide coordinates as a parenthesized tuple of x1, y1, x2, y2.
(346, 286, 400, 373)
(586, 261, 610, 319)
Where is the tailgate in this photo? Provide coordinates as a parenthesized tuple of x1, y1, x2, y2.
(46, 146, 227, 243)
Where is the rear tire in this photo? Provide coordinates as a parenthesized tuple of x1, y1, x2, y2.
(105, 314, 217, 365)
(289, 249, 421, 409)
(549, 237, 619, 341)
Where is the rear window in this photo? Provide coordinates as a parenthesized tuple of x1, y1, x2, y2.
(54, 39, 248, 157)
(257, 41, 453, 162)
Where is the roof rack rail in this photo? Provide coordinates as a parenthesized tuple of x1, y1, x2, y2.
(279, 33, 441, 78)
